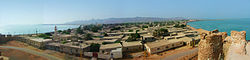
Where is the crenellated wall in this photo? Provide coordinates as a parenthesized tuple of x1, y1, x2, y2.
(198, 30, 226, 60)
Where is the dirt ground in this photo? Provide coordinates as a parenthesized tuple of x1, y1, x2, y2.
(122, 46, 196, 60)
(0, 48, 48, 60)
(0, 41, 90, 60)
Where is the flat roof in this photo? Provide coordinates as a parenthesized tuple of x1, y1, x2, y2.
(100, 43, 122, 50)
(145, 40, 183, 48)
(30, 38, 52, 42)
(61, 42, 90, 48)
(102, 35, 123, 39)
(59, 35, 73, 37)
(169, 37, 194, 42)
(47, 43, 61, 46)
(122, 41, 142, 47)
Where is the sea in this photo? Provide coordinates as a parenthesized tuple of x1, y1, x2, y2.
(0, 24, 79, 35)
(187, 18, 250, 40)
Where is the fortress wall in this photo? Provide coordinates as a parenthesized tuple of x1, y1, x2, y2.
(198, 30, 225, 60)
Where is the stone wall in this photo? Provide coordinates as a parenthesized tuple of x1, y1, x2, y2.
(224, 31, 247, 60)
(198, 30, 248, 60)
(230, 31, 247, 55)
(198, 30, 225, 60)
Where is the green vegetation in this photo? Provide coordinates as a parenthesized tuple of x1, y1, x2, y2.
(45, 33, 52, 36)
(153, 28, 169, 37)
(101, 32, 108, 36)
(38, 34, 50, 39)
(142, 25, 148, 28)
(83, 25, 102, 32)
(62, 29, 71, 34)
(111, 27, 121, 31)
(83, 33, 93, 40)
(89, 43, 101, 52)
(128, 29, 133, 32)
(102, 40, 121, 45)
(58, 30, 62, 33)
(174, 24, 186, 28)
(61, 40, 67, 44)
(76, 25, 85, 34)
(126, 31, 141, 42)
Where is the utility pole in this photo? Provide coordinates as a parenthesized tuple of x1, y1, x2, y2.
(36, 28, 38, 35)
(79, 45, 82, 60)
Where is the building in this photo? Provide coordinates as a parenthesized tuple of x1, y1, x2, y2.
(46, 43, 61, 51)
(58, 35, 74, 41)
(60, 42, 90, 55)
(18, 36, 52, 49)
(164, 36, 175, 40)
(122, 41, 143, 52)
(107, 33, 123, 36)
(142, 35, 155, 42)
(98, 43, 123, 59)
(46, 42, 91, 56)
(144, 40, 184, 54)
(100, 35, 124, 40)
(99, 43, 122, 54)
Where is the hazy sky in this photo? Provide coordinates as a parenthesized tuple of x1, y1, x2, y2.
(0, 0, 250, 25)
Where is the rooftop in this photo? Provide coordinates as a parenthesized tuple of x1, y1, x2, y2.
(100, 43, 122, 50)
(122, 41, 142, 47)
(61, 42, 90, 48)
(30, 38, 52, 42)
(145, 40, 183, 48)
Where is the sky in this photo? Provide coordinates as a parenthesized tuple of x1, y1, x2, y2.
(0, 0, 250, 25)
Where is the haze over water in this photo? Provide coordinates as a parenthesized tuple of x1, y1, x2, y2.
(0, 24, 79, 35)
(188, 18, 250, 40)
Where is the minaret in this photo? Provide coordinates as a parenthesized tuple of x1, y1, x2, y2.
(53, 26, 58, 41)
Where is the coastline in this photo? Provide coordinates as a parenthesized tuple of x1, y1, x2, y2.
(187, 20, 210, 34)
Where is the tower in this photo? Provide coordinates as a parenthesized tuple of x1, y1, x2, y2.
(53, 26, 58, 41)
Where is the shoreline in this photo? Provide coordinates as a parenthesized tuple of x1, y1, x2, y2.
(187, 20, 210, 34)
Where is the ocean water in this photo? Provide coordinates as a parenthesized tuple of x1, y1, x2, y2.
(187, 18, 250, 40)
(0, 24, 79, 35)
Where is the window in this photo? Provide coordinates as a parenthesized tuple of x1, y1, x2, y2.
(102, 50, 105, 53)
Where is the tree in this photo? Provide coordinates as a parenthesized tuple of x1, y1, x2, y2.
(128, 30, 133, 32)
(62, 30, 70, 34)
(111, 27, 121, 31)
(101, 32, 108, 36)
(83, 33, 93, 40)
(57, 30, 62, 33)
(89, 43, 100, 52)
(174, 24, 186, 28)
(153, 28, 169, 37)
(126, 32, 141, 42)
(38, 34, 50, 39)
(77, 26, 84, 34)
(142, 25, 148, 28)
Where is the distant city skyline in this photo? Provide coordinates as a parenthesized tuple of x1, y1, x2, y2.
(1, 0, 250, 25)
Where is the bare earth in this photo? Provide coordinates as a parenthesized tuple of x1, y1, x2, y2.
(0, 47, 48, 60)
(123, 46, 197, 60)
(0, 41, 89, 60)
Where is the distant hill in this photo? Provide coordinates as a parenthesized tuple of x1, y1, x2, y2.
(65, 17, 189, 24)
